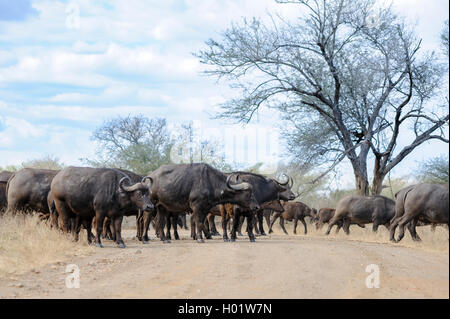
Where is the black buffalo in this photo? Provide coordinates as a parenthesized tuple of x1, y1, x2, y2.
(98, 169, 157, 244)
(148, 163, 260, 243)
(51, 166, 154, 248)
(325, 195, 395, 235)
(5, 168, 59, 220)
(390, 183, 449, 242)
(228, 173, 296, 242)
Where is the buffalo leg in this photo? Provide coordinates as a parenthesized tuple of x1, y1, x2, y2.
(173, 215, 180, 240)
(192, 206, 207, 243)
(269, 212, 281, 234)
(252, 214, 260, 235)
(342, 217, 351, 235)
(279, 217, 288, 235)
(136, 211, 143, 241)
(236, 215, 245, 236)
(141, 210, 153, 243)
(372, 220, 380, 232)
(335, 220, 342, 234)
(73, 215, 82, 242)
(230, 211, 240, 242)
(221, 213, 230, 242)
(166, 214, 172, 240)
(407, 218, 422, 241)
(293, 217, 298, 234)
(200, 214, 212, 239)
(103, 217, 113, 240)
(181, 214, 188, 230)
(300, 217, 307, 235)
(156, 207, 170, 243)
(246, 213, 256, 242)
(389, 216, 401, 242)
(94, 211, 105, 248)
(112, 215, 125, 248)
(257, 210, 266, 236)
(82, 216, 94, 244)
(48, 201, 58, 229)
(190, 212, 196, 240)
(264, 211, 271, 230)
(54, 200, 73, 234)
(396, 214, 416, 242)
(325, 215, 342, 235)
(208, 214, 220, 236)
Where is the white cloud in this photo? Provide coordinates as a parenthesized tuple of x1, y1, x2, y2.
(0, 0, 447, 174)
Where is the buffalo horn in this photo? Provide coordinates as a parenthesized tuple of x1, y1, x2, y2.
(275, 173, 290, 186)
(119, 177, 143, 193)
(226, 173, 252, 191)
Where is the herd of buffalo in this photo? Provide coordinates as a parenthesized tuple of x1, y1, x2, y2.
(0, 163, 448, 248)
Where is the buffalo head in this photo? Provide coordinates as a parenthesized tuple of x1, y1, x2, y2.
(221, 173, 260, 211)
(273, 174, 296, 201)
(119, 176, 154, 212)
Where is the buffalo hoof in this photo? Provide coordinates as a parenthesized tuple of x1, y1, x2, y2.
(117, 243, 126, 249)
(223, 238, 229, 242)
(238, 233, 243, 237)
(260, 232, 266, 236)
(95, 243, 104, 248)
(230, 238, 236, 242)
(250, 238, 256, 242)
(163, 240, 171, 244)
(142, 240, 150, 244)
(197, 239, 205, 243)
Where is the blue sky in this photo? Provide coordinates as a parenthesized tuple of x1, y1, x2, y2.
(0, 0, 448, 186)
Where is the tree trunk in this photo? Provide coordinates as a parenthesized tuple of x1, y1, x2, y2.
(371, 155, 387, 195)
(371, 172, 386, 195)
(355, 172, 370, 196)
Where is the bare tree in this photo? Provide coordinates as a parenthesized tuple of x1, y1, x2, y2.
(86, 115, 174, 175)
(171, 122, 233, 171)
(196, 0, 449, 195)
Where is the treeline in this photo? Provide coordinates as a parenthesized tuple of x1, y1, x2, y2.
(2, 115, 448, 209)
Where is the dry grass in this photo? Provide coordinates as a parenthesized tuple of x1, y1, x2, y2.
(0, 212, 94, 278)
(270, 219, 449, 253)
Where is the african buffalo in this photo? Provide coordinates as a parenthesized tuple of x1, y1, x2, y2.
(227, 173, 296, 242)
(325, 195, 395, 235)
(148, 163, 260, 243)
(0, 171, 13, 212)
(390, 183, 449, 242)
(268, 201, 315, 235)
(51, 166, 154, 248)
(314, 208, 336, 230)
(5, 168, 59, 219)
(312, 207, 365, 233)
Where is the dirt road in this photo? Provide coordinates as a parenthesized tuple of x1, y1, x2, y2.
(0, 228, 448, 299)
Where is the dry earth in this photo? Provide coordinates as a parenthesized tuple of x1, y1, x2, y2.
(0, 219, 448, 299)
